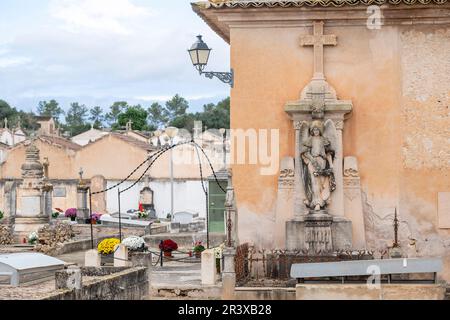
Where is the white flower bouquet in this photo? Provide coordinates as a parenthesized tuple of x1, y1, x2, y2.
(122, 236, 146, 251)
(28, 231, 39, 245)
(214, 243, 225, 259)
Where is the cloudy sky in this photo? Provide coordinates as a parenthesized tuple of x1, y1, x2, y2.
(0, 0, 230, 113)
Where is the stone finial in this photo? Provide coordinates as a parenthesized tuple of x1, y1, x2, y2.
(21, 141, 44, 179)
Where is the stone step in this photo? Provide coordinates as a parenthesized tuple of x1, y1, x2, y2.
(149, 284, 222, 299)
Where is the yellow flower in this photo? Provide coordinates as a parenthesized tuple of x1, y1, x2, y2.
(97, 238, 120, 255)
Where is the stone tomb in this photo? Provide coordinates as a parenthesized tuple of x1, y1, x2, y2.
(291, 258, 445, 300)
(0, 252, 66, 286)
(171, 211, 205, 233)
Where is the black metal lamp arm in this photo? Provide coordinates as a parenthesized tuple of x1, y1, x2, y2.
(200, 69, 234, 88)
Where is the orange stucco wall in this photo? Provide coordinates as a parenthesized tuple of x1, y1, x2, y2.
(228, 22, 450, 279)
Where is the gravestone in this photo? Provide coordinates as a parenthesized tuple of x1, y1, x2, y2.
(139, 175, 156, 219)
(85, 249, 101, 267)
(201, 249, 217, 285)
(114, 244, 130, 267)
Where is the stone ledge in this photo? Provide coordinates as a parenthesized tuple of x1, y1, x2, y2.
(296, 283, 446, 300)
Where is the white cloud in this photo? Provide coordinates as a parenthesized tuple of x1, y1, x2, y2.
(49, 0, 153, 35)
(135, 94, 222, 102)
(0, 56, 31, 68)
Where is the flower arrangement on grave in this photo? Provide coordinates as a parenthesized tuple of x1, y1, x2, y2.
(214, 243, 225, 273)
(97, 238, 120, 255)
(159, 239, 178, 257)
(122, 236, 146, 252)
(91, 213, 102, 224)
(28, 231, 38, 245)
(138, 210, 149, 219)
(65, 208, 77, 221)
(193, 241, 205, 258)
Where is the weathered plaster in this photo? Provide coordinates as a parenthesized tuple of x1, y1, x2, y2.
(401, 28, 450, 170)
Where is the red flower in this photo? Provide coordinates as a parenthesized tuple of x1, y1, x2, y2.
(159, 239, 178, 252)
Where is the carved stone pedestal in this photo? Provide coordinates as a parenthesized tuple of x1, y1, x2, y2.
(286, 214, 352, 252)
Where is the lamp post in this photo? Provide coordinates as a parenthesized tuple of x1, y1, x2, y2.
(165, 127, 179, 221)
(188, 35, 234, 87)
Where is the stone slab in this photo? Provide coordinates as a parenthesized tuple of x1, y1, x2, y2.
(20, 196, 41, 217)
(296, 284, 446, 300)
(291, 258, 443, 279)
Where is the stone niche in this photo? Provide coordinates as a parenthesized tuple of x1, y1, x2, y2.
(280, 22, 355, 251)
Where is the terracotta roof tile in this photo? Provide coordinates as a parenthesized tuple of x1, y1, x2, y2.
(38, 135, 82, 151)
(203, 0, 448, 8)
(110, 133, 155, 152)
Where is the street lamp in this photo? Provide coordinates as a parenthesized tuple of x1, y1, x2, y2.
(188, 35, 234, 87)
(165, 127, 178, 221)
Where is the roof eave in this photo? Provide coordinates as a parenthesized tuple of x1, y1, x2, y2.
(191, 2, 231, 43)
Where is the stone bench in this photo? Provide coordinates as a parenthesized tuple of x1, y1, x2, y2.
(291, 258, 443, 283)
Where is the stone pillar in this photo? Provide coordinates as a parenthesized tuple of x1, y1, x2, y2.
(85, 249, 101, 267)
(90, 175, 107, 214)
(201, 249, 217, 285)
(114, 244, 131, 267)
(328, 119, 345, 217)
(293, 120, 307, 217)
(275, 157, 295, 248)
(222, 247, 236, 300)
(42, 184, 53, 220)
(343, 156, 366, 249)
(224, 170, 239, 246)
(77, 185, 90, 223)
(3, 181, 17, 225)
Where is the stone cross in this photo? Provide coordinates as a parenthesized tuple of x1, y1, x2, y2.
(126, 120, 133, 131)
(300, 21, 337, 80)
(79, 167, 84, 180)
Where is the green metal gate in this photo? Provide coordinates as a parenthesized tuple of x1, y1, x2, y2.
(208, 180, 227, 233)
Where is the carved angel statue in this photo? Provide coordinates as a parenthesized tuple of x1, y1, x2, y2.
(299, 119, 337, 212)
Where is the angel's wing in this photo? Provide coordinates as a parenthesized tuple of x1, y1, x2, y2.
(323, 119, 338, 154)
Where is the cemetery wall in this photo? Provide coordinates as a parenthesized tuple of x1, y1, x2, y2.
(43, 267, 148, 300)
